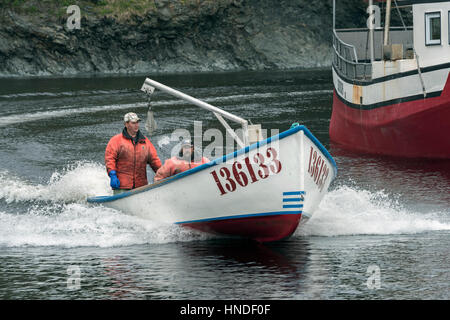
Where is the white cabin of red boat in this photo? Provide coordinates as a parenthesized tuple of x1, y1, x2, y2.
(332, 0, 450, 82)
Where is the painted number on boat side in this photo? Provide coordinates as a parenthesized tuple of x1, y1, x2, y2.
(210, 147, 282, 196)
(308, 146, 329, 192)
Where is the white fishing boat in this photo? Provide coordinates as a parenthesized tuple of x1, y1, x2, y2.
(87, 79, 337, 242)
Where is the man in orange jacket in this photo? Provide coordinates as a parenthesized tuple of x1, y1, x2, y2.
(105, 112, 162, 194)
(154, 139, 209, 182)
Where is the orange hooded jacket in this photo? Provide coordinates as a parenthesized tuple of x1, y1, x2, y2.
(105, 128, 162, 189)
(154, 156, 210, 182)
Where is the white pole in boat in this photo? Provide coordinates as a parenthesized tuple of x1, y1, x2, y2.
(369, 0, 375, 63)
(142, 78, 250, 147)
(384, 0, 392, 45)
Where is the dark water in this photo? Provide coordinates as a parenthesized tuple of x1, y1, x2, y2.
(0, 70, 449, 300)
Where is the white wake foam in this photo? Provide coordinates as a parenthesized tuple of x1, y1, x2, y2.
(297, 185, 450, 237)
(0, 203, 211, 247)
(0, 162, 213, 247)
(1, 162, 448, 247)
(0, 161, 110, 203)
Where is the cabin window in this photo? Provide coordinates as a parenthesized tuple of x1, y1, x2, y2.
(425, 12, 441, 45)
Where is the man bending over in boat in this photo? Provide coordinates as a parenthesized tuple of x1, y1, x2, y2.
(105, 112, 162, 195)
(154, 139, 209, 182)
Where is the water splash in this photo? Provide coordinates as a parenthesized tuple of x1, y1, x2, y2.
(0, 161, 110, 203)
(0, 203, 212, 248)
(298, 185, 450, 237)
(0, 162, 214, 247)
(1, 162, 448, 247)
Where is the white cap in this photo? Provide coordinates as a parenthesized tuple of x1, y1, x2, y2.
(124, 112, 141, 123)
(181, 139, 192, 147)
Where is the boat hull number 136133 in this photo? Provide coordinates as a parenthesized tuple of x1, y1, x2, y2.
(308, 146, 329, 192)
(210, 147, 282, 196)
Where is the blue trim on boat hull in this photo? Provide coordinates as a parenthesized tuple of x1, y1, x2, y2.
(282, 204, 304, 209)
(283, 198, 303, 202)
(283, 191, 306, 196)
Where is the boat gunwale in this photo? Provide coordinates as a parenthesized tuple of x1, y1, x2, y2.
(87, 125, 338, 204)
(332, 60, 450, 86)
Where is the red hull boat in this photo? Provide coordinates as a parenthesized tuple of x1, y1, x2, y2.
(330, 0, 450, 159)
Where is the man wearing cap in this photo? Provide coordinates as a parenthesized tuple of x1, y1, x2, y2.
(154, 139, 209, 182)
(105, 112, 162, 194)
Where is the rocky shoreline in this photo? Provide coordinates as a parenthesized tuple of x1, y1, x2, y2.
(0, 0, 367, 77)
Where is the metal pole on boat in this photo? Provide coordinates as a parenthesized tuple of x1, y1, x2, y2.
(142, 78, 250, 147)
(369, 0, 375, 63)
(384, 0, 392, 45)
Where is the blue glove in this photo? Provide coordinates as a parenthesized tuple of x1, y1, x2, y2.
(109, 170, 120, 189)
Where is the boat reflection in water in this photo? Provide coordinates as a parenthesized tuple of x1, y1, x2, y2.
(100, 238, 311, 299)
